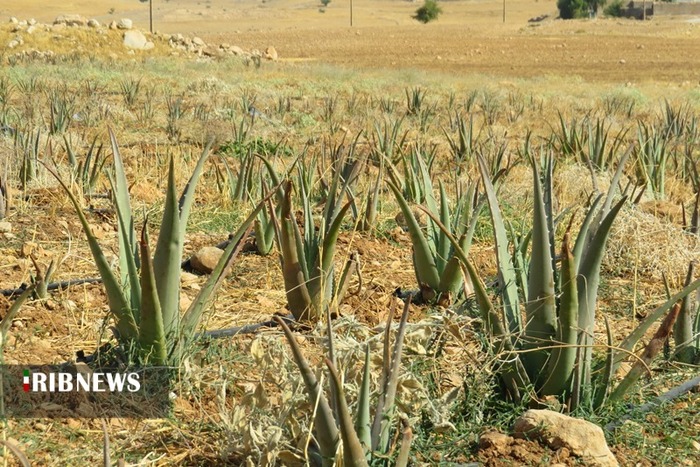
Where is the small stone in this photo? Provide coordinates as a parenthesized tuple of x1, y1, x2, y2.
(619, 59, 626, 64)
(192, 36, 205, 46)
(117, 18, 133, 30)
(28, 18, 36, 26)
(190, 246, 224, 274)
(230, 45, 244, 55)
(87, 19, 100, 28)
(108, 20, 117, 30)
(264, 46, 278, 60)
(53, 14, 87, 27)
(479, 431, 513, 451)
(7, 39, 21, 49)
(0, 221, 11, 233)
(26, 25, 36, 34)
(9, 17, 18, 24)
(513, 409, 618, 467)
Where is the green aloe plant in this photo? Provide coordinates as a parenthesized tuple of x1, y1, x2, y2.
(48, 130, 275, 364)
(424, 152, 700, 411)
(273, 173, 352, 322)
(275, 298, 413, 466)
(388, 169, 481, 305)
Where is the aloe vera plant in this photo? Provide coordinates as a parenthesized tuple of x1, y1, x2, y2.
(273, 173, 353, 322)
(424, 152, 700, 411)
(674, 262, 699, 364)
(276, 298, 413, 466)
(49, 130, 275, 364)
(388, 174, 481, 305)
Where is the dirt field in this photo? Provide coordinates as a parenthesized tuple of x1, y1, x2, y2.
(3, 0, 700, 83)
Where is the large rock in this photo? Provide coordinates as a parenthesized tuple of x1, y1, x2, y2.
(123, 30, 154, 50)
(54, 14, 87, 27)
(513, 409, 618, 467)
(190, 247, 224, 274)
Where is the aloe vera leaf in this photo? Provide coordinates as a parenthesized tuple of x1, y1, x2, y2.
(577, 196, 626, 387)
(326, 359, 369, 467)
(108, 129, 138, 298)
(373, 299, 410, 453)
(369, 299, 396, 450)
(179, 184, 279, 339)
(0, 440, 30, 467)
(572, 194, 603, 273)
(476, 152, 521, 334)
(355, 346, 372, 459)
(523, 162, 557, 379)
(615, 277, 700, 368)
(609, 303, 680, 403)
(275, 317, 339, 465)
(387, 180, 440, 290)
(435, 181, 451, 275)
(417, 149, 438, 245)
(592, 316, 615, 410)
(540, 232, 578, 397)
(138, 223, 167, 365)
(278, 181, 314, 321)
(509, 225, 529, 304)
(152, 157, 182, 338)
(0, 286, 34, 345)
(47, 165, 138, 341)
(673, 262, 696, 363)
(109, 174, 142, 324)
(178, 140, 213, 232)
(395, 417, 413, 467)
(311, 201, 352, 297)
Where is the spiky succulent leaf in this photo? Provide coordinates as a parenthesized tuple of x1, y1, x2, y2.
(275, 317, 339, 465)
(355, 346, 372, 458)
(476, 153, 521, 334)
(523, 162, 557, 380)
(326, 359, 369, 467)
(577, 196, 626, 387)
(615, 277, 700, 369)
(109, 129, 138, 295)
(153, 157, 182, 338)
(387, 180, 440, 291)
(540, 232, 578, 397)
(277, 181, 313, 321)
(110, 174, 142, 324)
(47, 166, 138, 341)
(138, 223, 167, 365)
(674, 262, 696, 363)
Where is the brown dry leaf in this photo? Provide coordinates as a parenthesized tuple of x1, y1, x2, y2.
(250, 338, 265, 363)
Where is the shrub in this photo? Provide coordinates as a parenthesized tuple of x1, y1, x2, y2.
(557, 0, 589, 19)
(604, 0, 625, 16)
(413, 0, 442, 23)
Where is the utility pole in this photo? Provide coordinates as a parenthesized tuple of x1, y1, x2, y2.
(149, 0, 154, 33)
(350, 0, 353, 26)
(502, 0, 506, 23)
